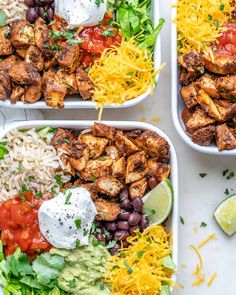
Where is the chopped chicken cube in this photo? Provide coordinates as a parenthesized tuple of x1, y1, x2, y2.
(10, 86, 25, 103)
(92, 122, 115, 140)
(57, 44, 80, 73)
(147, 159, 171, 183)
(185, 108, 215, 134)
(192, 125, 216, 146)
(69, 145, 90, 172)
(95, 200, 121, 221)
(0, 85, 7, 100)
(76, 67, 94, 100)
(181, 107, 193, 125)
(115, 131, 139, 156)
(216, 75, 236, 100)
(214, 100, 236, 121)
(126, 151, 148, 184)
(9, 61, 40, 85)
(92, 176, 124, 197)
(25, 45, 44, 72)
(112, 157, 126, 181)
(81, 157, 114, 181)
(196, 73, 219, 99)
(11, 20, 34, 48)
(178, 49, 205, 74)
(129, 178, 147, 199)
(24, 77, 42, 103)
(34, 18, 54, 58)
(57, 69, 78, 95)
(0, 26, 13, 56)
(179, 83, 198, 109)
(216, 124, 236, 151)
(78, 133, 108, 159)
(0, 70, 11, 90)
(105, 146, 119, 160)
(204, 53, 236, 75)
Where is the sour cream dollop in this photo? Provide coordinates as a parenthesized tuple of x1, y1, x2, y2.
(55, 0, 107, 29)
(38, 187, 97, 249)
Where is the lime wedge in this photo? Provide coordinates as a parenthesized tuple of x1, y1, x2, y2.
(143, 178, 173, 224)
(214, 194, 236, 236)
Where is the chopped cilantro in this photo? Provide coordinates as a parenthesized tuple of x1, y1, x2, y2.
(199, 173, 207, 178)
(220, 3, 225, 11)
(223, 169, 229, 176)
(137, 232, 142, 239)
(99, 157, 107, 161)
(90, 177, 97, 182)
(226, 171, 235, 180)
(74, 219, 81, 229)
(75, 240, 80, 249)
(18, 161, 22, 171)
(112, 265, 120, 270)
(0, 11, 6, 27)
(200, 222, 207, 228)
(95, 0, 104, 7)
(67, 278, 76, 287)
(101, 29, 115, 37)
(35, 193, 43, 199)
(123, 260, 133, 274)
(63, 137, 70, 144)
(232, 98, 236, 103)
(28, 176, 34, 182)
(67, 39, 84, 45)
(145, 209, 156, 217)
(55, 174, 63, 188)
(91, 236, 100, 246)
(65, 192, 72, 205)
(137, 251, 144, 259)
(208, 15, 213, 20)
(224, 188, 229, 195)
(106, 240, 117, 249)
(180, 216, 185, 225)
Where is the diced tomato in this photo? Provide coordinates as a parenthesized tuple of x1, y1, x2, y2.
(215, 23, 236, 56)
(0, 192, 51, 257)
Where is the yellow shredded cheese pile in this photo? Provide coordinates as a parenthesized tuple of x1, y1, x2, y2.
(173, 0, 234, 54)
(89, 38, 162, 107)
(104, 225, 176, 295)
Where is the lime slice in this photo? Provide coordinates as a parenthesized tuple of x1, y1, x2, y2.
(214, 194, 236, 236)
(143, 178, 173, 224)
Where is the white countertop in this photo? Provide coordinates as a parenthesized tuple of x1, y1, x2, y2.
(41, 1, 236, 294)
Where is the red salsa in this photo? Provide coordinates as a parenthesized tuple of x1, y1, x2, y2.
(0, 192, 51, 256)
(215, 23, 236, 56)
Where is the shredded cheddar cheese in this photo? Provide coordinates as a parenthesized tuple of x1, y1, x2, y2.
(208, 272, 217, 287)
(104, 225, 177, 295)
(173, 0, 234, 54)
(198, 234, 217, 249)
(190, 245, 205, 286)
(89, 38, 163, 108)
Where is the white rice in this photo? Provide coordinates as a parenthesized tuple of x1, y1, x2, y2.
(0, 128, 71, 202)
(0, 0, 27, 24)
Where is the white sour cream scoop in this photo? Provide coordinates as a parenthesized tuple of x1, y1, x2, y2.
(55, 0, 108, 29)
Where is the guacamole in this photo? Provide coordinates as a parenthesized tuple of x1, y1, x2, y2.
(50, 244, 111, 295)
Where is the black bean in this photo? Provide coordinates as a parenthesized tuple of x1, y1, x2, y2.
(47, 7, 54, 21)
(119, 188, 129, 200)
(130, 225, 141, 236)
(120, 198, 132, 210)
(44, 0, 53, 4)
(95, 233, 106, 243)
(24, 0, 35, 7)
(35, 0, 44, 6)
(118, 210, 130, 221)
(26, 8, 38, 23)
(132, 197, 143, 213)
(109, 243, 120, 255)
(51, 2, 55, 9)
(148, 176, 158, 190)
(114, 230, 130, 241)
(106, 222, 117, 232)
(122, 241, 129, 248)
(117, 221, 129, 231)
(140, 215, 149, 230)
(39, 7, 47, 20)
(128, 212, 141, 226)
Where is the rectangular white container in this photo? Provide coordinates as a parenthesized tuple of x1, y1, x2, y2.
(0, 120, 178, 294)
(0, 0, 161, 110)
(171, 0, 236, 155)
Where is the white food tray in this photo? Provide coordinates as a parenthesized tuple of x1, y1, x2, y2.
(0, 120, 178, 293)
(171, 0, 236, 155)
(0, 0, 161, 109)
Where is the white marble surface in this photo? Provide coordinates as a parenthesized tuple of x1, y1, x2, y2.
(41, 1, 236, 294)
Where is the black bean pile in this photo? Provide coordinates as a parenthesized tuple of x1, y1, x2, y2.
(92, 188, 149, 255)
(25, 0, 55, 23)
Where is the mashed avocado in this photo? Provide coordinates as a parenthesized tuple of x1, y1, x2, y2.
(50, 244, 111, 295)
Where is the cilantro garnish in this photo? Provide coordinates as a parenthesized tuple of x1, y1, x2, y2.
(199, 173, 207, 178)
(65, 192, 72, 205)
(55, 174, 63, 188)
(200, 222, 207, 228)
(101, 29, 115, 37)
(123, 260, 133, 274)
(180, 216, 185, 225)
(0, 11, 6, 27)
(74, 219, 81, 229)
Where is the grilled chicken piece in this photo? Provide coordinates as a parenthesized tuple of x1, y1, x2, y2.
(24, 77, 42, 103)
(112, 157, 126, 181)
(9, 61, 40, 85)
(57, 44, 80, 73)
(115, 131, 139, 156)
(0, 70, 11, 90)
(179, 67, 198, 85)
(0, 85, 7, 100)
(105, 146, 119, 160)
(185, 108, 215, 134)
(147, 159, 171, 183)
(51, 128, 76, 150)
(196, 90, 222, 121)
(126, 151, 148, 184)
(81, 157, 114, 181)
(134, 131, 170, 163)
(129, 178, 147, 199)
(179, 83, 198, 109)
(0, 55, 18, 72)
(10, 20, 34, 48)
(181, 107, 194, 125)
(196, 74, 219, 99)
(214, 100, 236, 121)
(57, 69, 78, 95)
(69, 145, 90, 172)
(16, 48, 27, 58)
(43, 68, 67, 108)
(92, 176, 124, 197)
(95, 200, 121, 221)
(78, 133, 108, 159)
(192, 125, 216, 146)
(76, 67, 94, 100)
(216, 75, 236, 100)
(44, 57, 57, 70)
(92, 122, 115, 140)
(60, 154, 75, 176)
(10, 86, 25, 103)
(178, 49, 205, 75)
(0, 26, 13, 56)
(204, 53, 236, 75)
(25, 46, 44, 72)
(34, 18, 54, 58)
(216, 123, 236, 151)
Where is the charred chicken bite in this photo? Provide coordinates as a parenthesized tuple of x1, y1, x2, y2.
(49, 123, 171, 250)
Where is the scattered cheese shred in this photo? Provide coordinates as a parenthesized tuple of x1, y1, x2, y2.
(89, 38, 163, 107)
(190, 245, 205, 286)
(152, 117, 160, 122)
(104, 225, 177, 295)
(208, 272, 217, 287)
(173, 0, 234, 54)
(198, 234, 217, 249)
